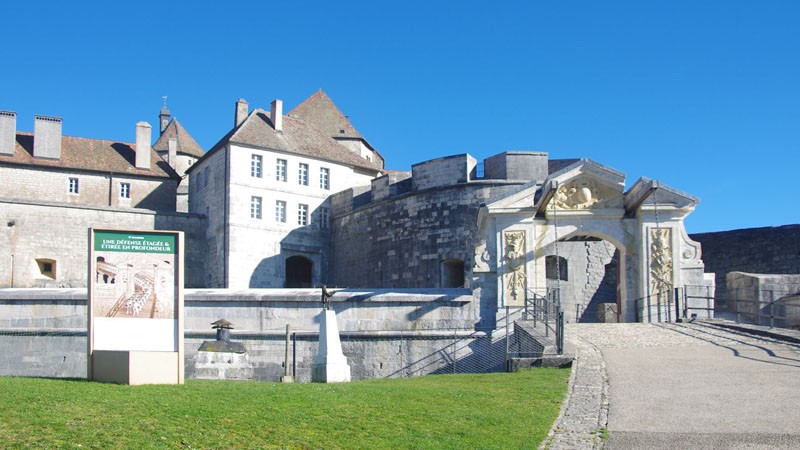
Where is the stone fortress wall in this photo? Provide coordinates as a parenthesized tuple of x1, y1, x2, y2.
(0, 199, 207, 289)
(0, 288, 505, 381)
(690, 224, 800, 310)
(330, 154, 526, 290)
(328, 152, 622, 325)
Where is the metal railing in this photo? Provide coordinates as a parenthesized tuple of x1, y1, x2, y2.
(635, 286, 715, 323)
(729, 287, 800, 329)
(519, 288, 564, 354)
(635, 289, 674, 323)
(681, 285, 715, 319)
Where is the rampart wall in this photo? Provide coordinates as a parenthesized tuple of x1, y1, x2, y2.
(330, 181, 522, 290)
(0, 200, 207, 288)
(690, 225, 800, 310)
(726, 272, 800, 328)
(0, 288, 508, 382)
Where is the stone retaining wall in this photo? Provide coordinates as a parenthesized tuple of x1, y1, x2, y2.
(726, 272, 800, 328)
(0, 288, 506, 381)
(690, 225, 800, 310)
(0, 200, 207, 289)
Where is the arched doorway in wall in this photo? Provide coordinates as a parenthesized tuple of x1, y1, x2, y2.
(285, 256, 313, 288)
(440, 259, 465, 288)
(547, 235, 620, 323)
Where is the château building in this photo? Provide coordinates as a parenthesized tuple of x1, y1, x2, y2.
(0, 90, 725, 323)
(187, 91, 385, 288)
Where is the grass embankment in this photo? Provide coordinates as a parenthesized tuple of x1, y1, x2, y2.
(0, 368, 569, 449)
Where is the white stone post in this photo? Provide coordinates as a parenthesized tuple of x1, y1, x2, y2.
(311, 309, 351, 383)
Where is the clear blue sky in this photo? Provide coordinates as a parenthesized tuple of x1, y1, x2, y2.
(2, 1, 798, 233)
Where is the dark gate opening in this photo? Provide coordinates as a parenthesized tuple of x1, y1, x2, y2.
(285, 256, 313, 288)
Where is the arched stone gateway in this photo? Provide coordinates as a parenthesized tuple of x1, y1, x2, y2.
(285, 255, 313, 288)
(477, 159, 714, 323)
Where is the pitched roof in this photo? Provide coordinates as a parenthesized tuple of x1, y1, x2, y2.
(153, 118, 205, 158)
(0, 132, 179, 179)
(288, 89, 363, 139)
(203, 108, 384, 173)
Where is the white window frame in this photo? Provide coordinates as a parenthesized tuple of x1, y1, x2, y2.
(298, 163, 309, 186)
(320, 167, 330, 190)
(276, 159, 287, 182)
(250, 196, 262, 219)
(298, 204, 308, 225)
(68, 177, 79, 194)
(119, 182, 131, 199)
(251, 154, 263, 178)
(275, 200, 286, 223)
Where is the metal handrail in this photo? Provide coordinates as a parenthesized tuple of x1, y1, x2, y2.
(731, 289, 800, 328)
(521, 288, 564, 354)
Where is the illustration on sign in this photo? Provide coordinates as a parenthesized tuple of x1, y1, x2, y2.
(92, 231, 176, 320)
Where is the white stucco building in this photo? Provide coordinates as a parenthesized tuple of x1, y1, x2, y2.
(187, 91, 384, 288)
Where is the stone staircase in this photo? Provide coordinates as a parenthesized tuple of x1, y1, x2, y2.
(507, 320, 573, 370)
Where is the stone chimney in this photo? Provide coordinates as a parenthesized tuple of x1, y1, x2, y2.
(168, 137, 178, 169)
(235, 98, 248, 128)
(135, 121, 152, 170)
(33, 115, 63, 159)
(270, 99, 283, 131)
(0, 110, 16, 156)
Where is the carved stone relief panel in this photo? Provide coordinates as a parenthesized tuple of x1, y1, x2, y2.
(550, 179, 623, 210)
(649, 227, 673, 302)
(503, 231, 527, 306)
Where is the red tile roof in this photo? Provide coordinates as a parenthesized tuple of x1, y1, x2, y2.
(201, 107, 384, 173)
(153, 118, 205, 159)
(288, 89, 364, 139)
(0, 132, 179, 179)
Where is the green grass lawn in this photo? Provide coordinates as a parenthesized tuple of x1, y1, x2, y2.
(0, 368, 569, 449)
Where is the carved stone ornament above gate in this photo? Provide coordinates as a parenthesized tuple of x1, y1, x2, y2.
(550, 179, 622, 210)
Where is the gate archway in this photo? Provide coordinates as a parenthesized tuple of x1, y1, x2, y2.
(478, 158, 711, 323)
(285, 255, 313, 288)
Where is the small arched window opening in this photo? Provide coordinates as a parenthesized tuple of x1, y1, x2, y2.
(545, 255, 568, 281)
(285, 256, 313, 288)
(440, 259, 465, 288)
